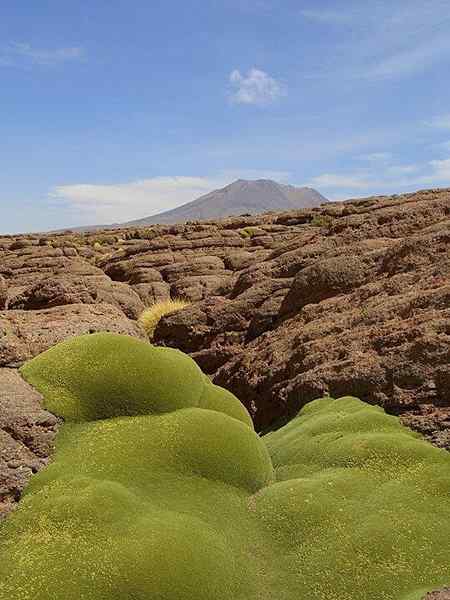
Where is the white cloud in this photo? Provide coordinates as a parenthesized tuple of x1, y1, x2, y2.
(0, 43, 84, 67)
(229, 68, 286, 105)
(51, 177, 223, 223)
(50, 170, 293, 224)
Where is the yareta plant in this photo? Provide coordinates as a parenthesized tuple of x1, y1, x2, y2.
(0, 333, 448, 600)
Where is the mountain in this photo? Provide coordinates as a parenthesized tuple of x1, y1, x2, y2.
(122, 179, 327, 226)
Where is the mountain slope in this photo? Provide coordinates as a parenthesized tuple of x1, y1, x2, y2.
(123, 179, 327, 226)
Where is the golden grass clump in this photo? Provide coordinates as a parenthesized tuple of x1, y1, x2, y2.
(139, 298, 190, 338)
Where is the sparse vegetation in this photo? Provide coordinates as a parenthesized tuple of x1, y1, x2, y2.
(90, 235, 117, 247)
(359, 305, 371, 323)
(310, 214, 334, 230)
(139, 228, 158, 240)
(139, 298, 191, 339)
(239, 226, 260, 239)
(124, 229, 144, 240)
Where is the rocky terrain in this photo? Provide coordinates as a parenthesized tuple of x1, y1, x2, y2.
(0, 186, 449, 519)
(425, 590, 450, 599)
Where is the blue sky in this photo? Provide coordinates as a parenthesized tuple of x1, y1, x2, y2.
(2, 0, 450, 233)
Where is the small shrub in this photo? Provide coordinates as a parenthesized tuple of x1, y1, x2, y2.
(310, 214, 334, 230)
(139, 298, 191, 339)
(359, 306, 371, 323)
(239, 227, 260, 239)
(90, 234, 114, 246)
(139, 228, 158, 240)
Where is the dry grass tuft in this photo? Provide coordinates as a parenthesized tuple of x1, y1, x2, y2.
(139, 298, 190, 339)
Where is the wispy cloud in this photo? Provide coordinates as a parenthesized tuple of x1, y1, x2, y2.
(229, 68, 286, 105)
(0, 43, 84, 67)
(366, 34, 450, 80)
(306, 154, 450, 199)
(300, 1, 450, 81)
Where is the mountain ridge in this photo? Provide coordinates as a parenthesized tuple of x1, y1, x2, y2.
(54, 179, 327, 232)
(124, 178, 327, 226)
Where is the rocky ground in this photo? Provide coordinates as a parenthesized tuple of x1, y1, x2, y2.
(425, 590, 450, 599)
(0, 186, 449, 519)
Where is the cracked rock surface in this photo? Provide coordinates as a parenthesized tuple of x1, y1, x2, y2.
(0, 368, 60, 519)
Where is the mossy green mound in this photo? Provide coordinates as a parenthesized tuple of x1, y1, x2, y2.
(20, 332, 252, 426)
(0, 334, 448, 600)
(261, 397, 450, 599)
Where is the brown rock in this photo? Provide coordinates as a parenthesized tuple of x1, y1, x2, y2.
(0, 369, 59, 519)
(129, 267, 163, 284)
(423, 588, 450, 599)
(170, 274, 233, 302)
(132, 282, 171, 305)
(223, 250, 257, 271)
(0, 304, 146, 368)
(160, 256, 226, 283)
(280, 254, 369, 315)
(9, 275, 145, 320)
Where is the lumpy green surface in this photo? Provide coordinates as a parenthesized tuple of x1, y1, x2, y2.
(0, 333, 448, 600)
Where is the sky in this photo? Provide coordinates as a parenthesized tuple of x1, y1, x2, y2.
(2, 0, 450, 233)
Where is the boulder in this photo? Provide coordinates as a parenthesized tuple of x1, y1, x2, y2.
(0, 304, 146, 368)
(132, 282, 171, 305)
(0, 368, 59, 519)
(9, 275, 145, 320)
(170, 274, 233, 302)
(280, 255, 369, 315)
(160, 256, 226, 283)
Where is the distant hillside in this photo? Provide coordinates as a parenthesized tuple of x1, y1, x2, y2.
(123, 179, 327, 226)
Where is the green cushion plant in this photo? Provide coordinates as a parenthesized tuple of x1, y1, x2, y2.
(0, 333, 448, 600)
